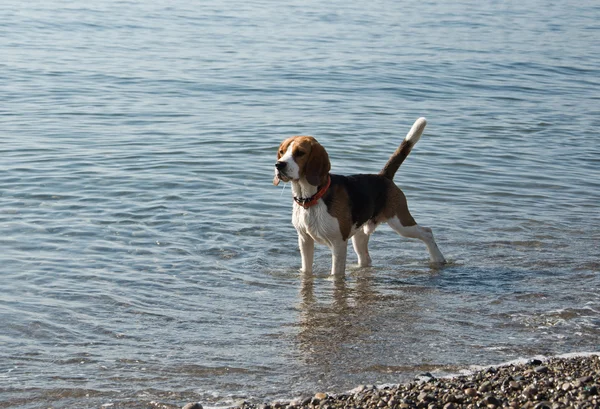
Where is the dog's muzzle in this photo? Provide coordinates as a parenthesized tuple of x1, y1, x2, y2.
(275, 161, 291, 182)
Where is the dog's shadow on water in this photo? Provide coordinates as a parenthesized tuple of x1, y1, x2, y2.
(291, 261, 458, 365)
(293, 266, 427, 362)
(300, 271, 364, 312)
(297, 260, 450, 318)
(293, 269, 377, 364)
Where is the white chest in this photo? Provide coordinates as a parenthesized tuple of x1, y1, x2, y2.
(292, 201, 342, 246)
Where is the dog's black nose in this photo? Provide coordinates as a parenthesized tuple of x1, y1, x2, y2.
(275, 161, 286, 170)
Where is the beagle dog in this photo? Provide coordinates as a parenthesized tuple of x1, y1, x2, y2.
(273, 117, 446, 276)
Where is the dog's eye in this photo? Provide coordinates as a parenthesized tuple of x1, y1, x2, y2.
(278, 149, 284, 155)
(295, 151, 305, 157)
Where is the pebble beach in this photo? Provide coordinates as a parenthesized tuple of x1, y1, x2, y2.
(206, 355, 600, 409)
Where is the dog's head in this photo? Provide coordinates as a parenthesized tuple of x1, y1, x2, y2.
(273, 136, 330, 187)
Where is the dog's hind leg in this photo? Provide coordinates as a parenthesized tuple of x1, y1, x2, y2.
(388, 216, 446, 264)
(352, 229, 372, 267)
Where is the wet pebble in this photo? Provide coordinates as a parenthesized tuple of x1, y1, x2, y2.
(314, 392, 327, 400)
(478, 381, 491, 393)
(509, 380, 521, 390)
(522, 385, 538, 398)
(415, 372, 436, 383)
(418, 391, 433, 402)
(182, 403, 203, 409)
(482, 394, 501, 406)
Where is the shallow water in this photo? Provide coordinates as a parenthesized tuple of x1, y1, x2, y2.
(1, 1, 599, 408)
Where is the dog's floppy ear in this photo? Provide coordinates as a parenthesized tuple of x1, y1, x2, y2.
(305, 140, 330, 186)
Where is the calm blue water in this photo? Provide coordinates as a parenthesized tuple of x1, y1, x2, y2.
(1, 1, 599, 408)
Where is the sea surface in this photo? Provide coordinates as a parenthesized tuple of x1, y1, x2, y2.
(1, 1, 599, 408)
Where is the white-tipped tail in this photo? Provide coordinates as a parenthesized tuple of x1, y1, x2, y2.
(379, 117, 428, 180)
(405, 117, 427, 143)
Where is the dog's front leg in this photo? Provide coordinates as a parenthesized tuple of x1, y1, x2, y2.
(298, 233, 314, 274)
(352, 229, 372, 267)
(330, 240, 348, 276)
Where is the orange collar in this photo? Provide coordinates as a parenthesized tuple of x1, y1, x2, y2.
(294, 176, 331, 209)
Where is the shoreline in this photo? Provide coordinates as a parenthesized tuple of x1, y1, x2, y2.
(200, 353, 600, 409)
